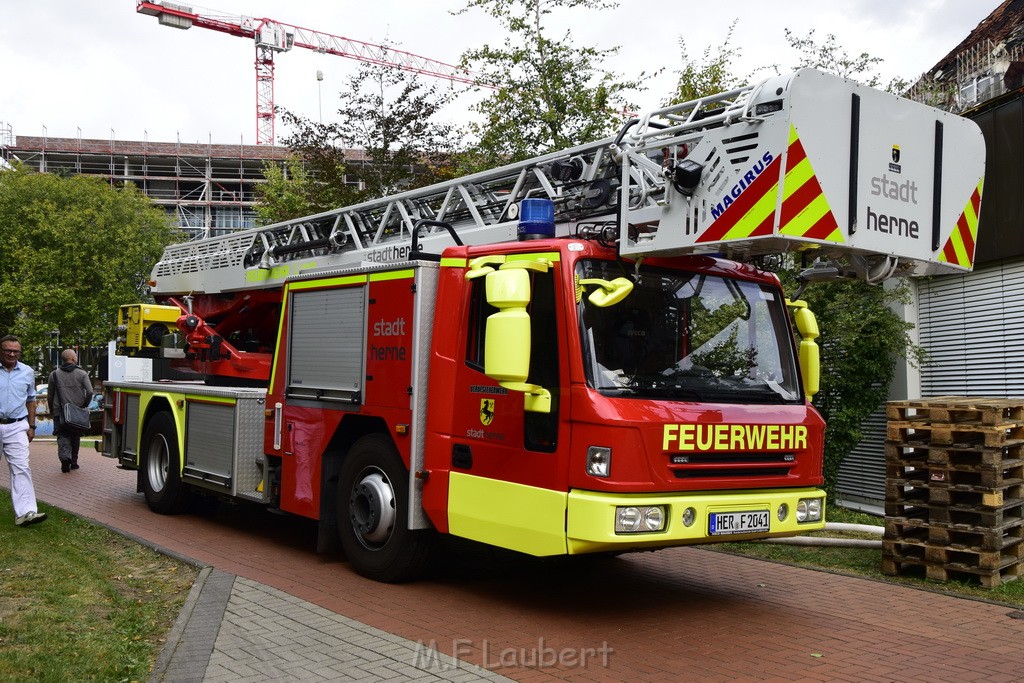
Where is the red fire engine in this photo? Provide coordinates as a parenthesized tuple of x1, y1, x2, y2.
(104, 69, 985, 582)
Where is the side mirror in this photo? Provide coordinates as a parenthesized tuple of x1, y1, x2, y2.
(482, 268, 551, 413)
(483, 269, 531, 384)
(787, 299, 819, 399)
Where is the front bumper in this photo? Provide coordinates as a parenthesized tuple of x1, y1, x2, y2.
(566, 487, 826, 554)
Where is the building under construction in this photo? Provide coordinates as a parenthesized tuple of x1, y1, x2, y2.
(0, 129, 293, 239)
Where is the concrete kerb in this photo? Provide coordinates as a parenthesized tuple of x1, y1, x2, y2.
(149, 567, 236, 683)
(149, 565, 214, 681)
(148, 566, 233, 683)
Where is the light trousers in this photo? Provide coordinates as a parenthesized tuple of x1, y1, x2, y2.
(1, 421, 38, 518)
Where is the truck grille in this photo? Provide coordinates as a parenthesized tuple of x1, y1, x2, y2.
(668, 452, 795, 479)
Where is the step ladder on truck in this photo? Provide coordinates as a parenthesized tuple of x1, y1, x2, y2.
(104, 68, 985, 582)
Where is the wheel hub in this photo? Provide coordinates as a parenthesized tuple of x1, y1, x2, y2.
(348, 470, 396, 547)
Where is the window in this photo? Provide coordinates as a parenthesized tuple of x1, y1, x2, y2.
(578, 260, 801, 404)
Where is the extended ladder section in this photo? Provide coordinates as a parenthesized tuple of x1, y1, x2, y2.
(150, 68, 985, 296)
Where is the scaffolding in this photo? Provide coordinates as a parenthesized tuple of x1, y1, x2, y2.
(908, 38, 1024, 112)
(0, 132, 295, 239)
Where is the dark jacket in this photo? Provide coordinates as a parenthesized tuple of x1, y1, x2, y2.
(48, 363, 93, 413)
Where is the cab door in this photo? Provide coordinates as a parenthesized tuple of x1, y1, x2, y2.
(445, 255, 569, 555)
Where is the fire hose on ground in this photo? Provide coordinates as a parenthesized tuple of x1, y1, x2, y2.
(755, 522, 884, 549)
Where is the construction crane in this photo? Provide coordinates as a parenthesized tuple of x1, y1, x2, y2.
(136, 1, 489, 145)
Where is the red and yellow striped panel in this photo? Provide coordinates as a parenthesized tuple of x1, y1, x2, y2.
(697, 125, 841, 244)
(777, 126, 842, 243)
(938, 180, 983, 269)
(696, 154, 780, 244)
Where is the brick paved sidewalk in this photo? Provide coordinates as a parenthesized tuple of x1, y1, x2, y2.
(10, 438, 1024, 682)
(153, 567, 508, 682)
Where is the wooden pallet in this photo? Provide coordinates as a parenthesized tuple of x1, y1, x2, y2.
(883, 502, 929, 526)
(885, 499, 1024, 527)
(883, 398, 1024, 587)
(881, 550, 1024, 588)
(928, 501, 1024, 527)
(887, 397, 1024, 425)
(885, 461, 1024, 489)
(884, 475, 928, 504)
(926, 462, 1024, 488)
(883, 538, 1024, 571)
(928, 483, 1023, 507)
(885, 480, 1023, 509)
(887, 422, 1024, 448)
(927, 444, 1024, 467)
(888, 442, 1024, 469)
(884, 516, 1024, 551)
(885, 442, 930, 465)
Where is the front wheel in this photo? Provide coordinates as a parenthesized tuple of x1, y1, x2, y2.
(140, 411, 191, 514)
(338, 434, 432, 582)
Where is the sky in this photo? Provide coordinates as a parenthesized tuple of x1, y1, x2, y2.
(0, 0, 1002, 147)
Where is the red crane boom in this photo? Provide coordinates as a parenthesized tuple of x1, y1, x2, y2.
(136, 1, 489, 145)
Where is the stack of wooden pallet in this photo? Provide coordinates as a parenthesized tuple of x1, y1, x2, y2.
(883, 397, 1024, 588)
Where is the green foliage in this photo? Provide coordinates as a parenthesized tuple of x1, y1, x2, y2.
(667, 20, 749, 104)
(264, 58, 459, 224)
(253, 156, 331, 226)
(457, 0, 645, 168)
(783, 28, 909, 94)
(0, 165, 178, 358)
(794, 278, 922, 491)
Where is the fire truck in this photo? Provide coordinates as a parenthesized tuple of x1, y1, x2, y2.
(103, 69, 984, 582)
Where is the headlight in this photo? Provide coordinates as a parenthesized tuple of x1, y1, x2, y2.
(617, 506, 641, 532)
(796, 497, 823, 523)
(615, 505, 666, 533)
(586, 446, 611, 477)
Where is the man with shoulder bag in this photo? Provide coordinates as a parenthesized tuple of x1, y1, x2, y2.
(48, 349, 93, 473)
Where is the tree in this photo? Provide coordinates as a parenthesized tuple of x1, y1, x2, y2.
(788, 277, 922, 492)
(254, 155, 338, 227)
(784, 28, 910, 94)
(0, 165, 178, 365)
(667, 20, 748, 105)
(259, 59, 459, 225)
(457, 0, 645, 168)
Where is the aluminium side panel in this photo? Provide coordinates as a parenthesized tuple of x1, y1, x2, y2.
(409, 264, 439, 529)
(182, 389, 268, 503)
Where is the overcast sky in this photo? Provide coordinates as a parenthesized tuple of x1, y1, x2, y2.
(0, 0, 1000, 146)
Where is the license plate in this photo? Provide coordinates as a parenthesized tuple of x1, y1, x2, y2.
(709, 510, 770, 536)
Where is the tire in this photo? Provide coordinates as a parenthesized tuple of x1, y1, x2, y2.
(140, 411, 192, 514)
(338, 434, 432, 583)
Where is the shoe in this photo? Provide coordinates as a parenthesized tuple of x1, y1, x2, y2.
(70, 462, 79, 470)
(15, 511, 47, 526)
(61, 461, 71, 473)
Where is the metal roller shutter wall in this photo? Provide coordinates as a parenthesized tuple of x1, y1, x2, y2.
(834, 260, 1024, 512)
(918, 260, 1024, 397)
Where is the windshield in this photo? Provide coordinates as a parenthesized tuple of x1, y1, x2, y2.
(578, 260, 802, 403)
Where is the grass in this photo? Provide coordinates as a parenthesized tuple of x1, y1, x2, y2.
(711, 505, 1024, 608)
(0, 496, 198, 683)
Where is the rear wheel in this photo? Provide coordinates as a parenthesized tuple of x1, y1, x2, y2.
(338, 434, 432, 582)
(140, 411, 191, 514)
